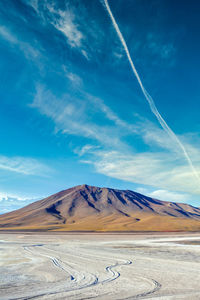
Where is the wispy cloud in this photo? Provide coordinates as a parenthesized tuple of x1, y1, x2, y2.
(44, 3, 90, 59)
(0, 26, 40, 61)
(0, 155, 51, 176)
(89, 150, 200, 195)
(74, 144, 99, 156)
(147, 33, 176, 61)
(31, 85, 126, 148)
(136, 187, 191, 204)
(28, 0, 39, 13)
(0, 26, 16, 43)
(50, 9, 83, 48)
(30, 83, 200, 195)
(26, 0, 121, 63)
(63, 67, 82, 86)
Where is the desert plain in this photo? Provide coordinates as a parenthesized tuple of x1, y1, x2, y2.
(1, 232, 200, 299)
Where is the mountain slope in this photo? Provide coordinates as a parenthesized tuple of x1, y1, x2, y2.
(1, 184, 200, 231)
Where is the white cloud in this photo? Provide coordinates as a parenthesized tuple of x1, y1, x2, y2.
(31, 85, 126, 148)
(63, 68, 82, 86)
(0, 26, 17, 43)
(0, 193, 41, 214)
(0, 26, 40, 61)
(54, 10, 83, 48)
(81, 49, 89, 60)
(89, 150, 200, 195)
(74, 144, 100, 156)
(31, 85, 200, 197)
(45, 4, 89, 59)
(28, 0, 39, 13)
(0, 155, 51, 176)
(136, 187, 190, 203)
(26, 0, 123, 63)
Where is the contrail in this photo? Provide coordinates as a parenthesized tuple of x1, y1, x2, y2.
(102, 0, 200, 182)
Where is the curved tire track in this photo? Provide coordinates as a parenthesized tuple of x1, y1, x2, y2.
(39, 245, 161, 299)
(16, 244, 162, 300)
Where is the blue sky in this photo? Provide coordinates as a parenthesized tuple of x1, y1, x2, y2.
(1, 0, 200, 212)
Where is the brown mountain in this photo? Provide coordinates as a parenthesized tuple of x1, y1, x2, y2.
(1, 184, 200, 231)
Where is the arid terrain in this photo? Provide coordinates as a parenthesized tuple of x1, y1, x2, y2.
(1, 232, 200, 299)
(1, 185, 200, 231)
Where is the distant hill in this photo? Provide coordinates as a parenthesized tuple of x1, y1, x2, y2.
(1, 184, 200, 231)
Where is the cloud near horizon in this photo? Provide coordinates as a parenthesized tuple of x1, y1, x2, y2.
(0, 194, 40, 214)
(135, 187, 193, 204)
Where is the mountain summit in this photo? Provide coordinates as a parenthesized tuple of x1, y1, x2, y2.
(1, 184, 200, 231)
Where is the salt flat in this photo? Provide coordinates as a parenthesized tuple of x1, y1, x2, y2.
(1, 233, 200, 299)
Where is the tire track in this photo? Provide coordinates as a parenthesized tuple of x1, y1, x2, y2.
(23, 245, 98, 288)
(9, 243, 161, 300)
(125, 278, 161, 299)
(42, 245, 161, 298)
(20, 244, 133, 299)
(42, 244, 132, 284)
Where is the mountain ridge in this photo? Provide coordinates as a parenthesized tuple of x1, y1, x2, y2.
(1, 184, 200, 231)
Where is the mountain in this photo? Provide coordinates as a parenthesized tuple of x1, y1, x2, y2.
(0, 184, 200, 231)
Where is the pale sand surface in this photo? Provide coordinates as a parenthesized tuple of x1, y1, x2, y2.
(1, 233, 200, 299)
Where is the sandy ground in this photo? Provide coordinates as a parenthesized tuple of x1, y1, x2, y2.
(1, 233, 200, 299)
